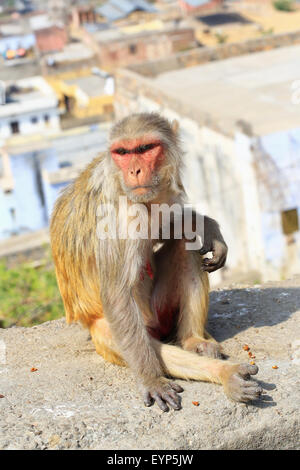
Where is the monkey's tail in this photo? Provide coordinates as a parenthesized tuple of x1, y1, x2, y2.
(151, 339, 226, 385)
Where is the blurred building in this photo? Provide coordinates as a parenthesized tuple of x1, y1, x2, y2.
(0, 20, 36, 62)
(35, 25, 68, 54)
(0, 72, 111, 240)
(46, 68, 114, 127)
(179, 0, 224, 15)
(0, 123, 109, 239)
(95, 0, 157, 23)
(91, 24, 197, 70)
(0, 76, 60, 139)
(115, 43, 300, 281)
(42, 41, 96, 75)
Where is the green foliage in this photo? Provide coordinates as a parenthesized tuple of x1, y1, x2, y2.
(273, 0, 294, 12)
(0, 255, 64, 328)
(215, 32, 228, 44)
(260, 27, 274, 36)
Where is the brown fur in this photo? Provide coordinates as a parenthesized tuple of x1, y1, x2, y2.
(50, 113, 262, 409)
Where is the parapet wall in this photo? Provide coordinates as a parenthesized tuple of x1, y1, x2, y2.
(128, 29, 300, 77)
(115, 67, 231, 136)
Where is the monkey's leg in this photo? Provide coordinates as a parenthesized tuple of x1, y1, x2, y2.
(90, 318, 126, 367)
(153, 239, 222, 358)
(151, 340, 262, 402)
(178, 247, 223, 358)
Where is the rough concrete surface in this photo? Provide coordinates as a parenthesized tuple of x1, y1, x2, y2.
(0, 277, 299, 450)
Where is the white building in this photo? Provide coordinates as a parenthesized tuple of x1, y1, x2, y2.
(0, 123, 109, 240)
(0, 76, 60, 139)
(115, 44, 300, 282)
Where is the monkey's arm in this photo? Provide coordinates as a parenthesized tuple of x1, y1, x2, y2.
(101, 283, 183, 411)
(199, 215, 228, 273)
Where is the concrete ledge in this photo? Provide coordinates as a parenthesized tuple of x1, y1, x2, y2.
(0, 277, 299, 449)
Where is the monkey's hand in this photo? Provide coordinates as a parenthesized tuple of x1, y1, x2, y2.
(199, 216, 228, 273)
(143, 378, 184, 412)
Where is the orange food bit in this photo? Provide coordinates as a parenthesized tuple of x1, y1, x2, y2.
(243, 345, 250, 351)
(272, 365, 278, 369)
(192, 401, 200, 406)
(250, 361, 255, 365)
(30, 367, 38, 372)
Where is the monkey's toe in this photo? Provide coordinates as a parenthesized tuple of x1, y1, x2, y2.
(183, 337, 223, 358)
(195, 341, 222, 359)
(225, 363, 262, 403)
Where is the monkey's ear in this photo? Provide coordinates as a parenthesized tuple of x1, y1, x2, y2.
(171, 119, 179, 135)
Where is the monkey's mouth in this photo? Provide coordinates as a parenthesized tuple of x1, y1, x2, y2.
(131, 185, 153, 195)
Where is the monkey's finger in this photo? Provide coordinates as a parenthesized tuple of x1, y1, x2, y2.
(161, 392, 182, 411)
(199, 245, 211, 256)
(143, 392, 154, 407)
(203, 252, 225, 266)
(202, 256, 226, 272)
(170, 382, 184, 393)
(152, 393, 169, 412)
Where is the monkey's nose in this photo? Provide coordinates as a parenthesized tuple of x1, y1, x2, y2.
(131, 168, 141, 176)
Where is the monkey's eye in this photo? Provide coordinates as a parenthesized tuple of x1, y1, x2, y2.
(136, 143, 157, 154)
(114, 148, 129, 155)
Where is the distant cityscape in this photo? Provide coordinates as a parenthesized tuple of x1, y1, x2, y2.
(0, 0, 300, 283)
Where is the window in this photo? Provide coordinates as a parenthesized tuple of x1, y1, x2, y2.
(281, 208, 299, 235)
(44, 114, 49, 124)
(129, 44, 137, 54)
(31, 116, 38, 124)
(10, 121, 19, 134)
(59, 161, 72, 168)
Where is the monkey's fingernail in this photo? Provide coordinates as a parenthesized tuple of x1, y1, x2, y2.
(144, 401, 153, 407)
(170, 383, 184, 393)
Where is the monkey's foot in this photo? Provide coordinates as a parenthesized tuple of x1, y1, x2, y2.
(183, 337, 223, 359)
(223, 364, 263, 403)
(143, 378, 184, 412)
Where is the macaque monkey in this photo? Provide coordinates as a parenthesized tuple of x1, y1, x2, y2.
(50, 113, 262, 411)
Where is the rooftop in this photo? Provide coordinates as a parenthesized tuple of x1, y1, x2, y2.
(94, 22, 192, 43)
(4, 122, 110, 167)
(0, 76, 58, 119)
(96, 0, 156, 22)
(44, 42, 94, 64)
(153, 43, 300, 136)
(65, 75, 107, 97)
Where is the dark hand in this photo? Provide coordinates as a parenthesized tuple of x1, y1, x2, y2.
(143, 378, 184, 412)
(199, 216, 228, 273)
(200, 239, 228, 272)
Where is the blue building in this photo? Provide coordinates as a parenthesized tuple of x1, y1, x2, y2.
(0, 123, 109, 240)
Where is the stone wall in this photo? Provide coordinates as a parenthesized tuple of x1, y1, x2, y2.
(1, 277, 299, 449)
(115, 68, 228, 137)
(129, 29, 300, 77)
(96, 28, 196, 70)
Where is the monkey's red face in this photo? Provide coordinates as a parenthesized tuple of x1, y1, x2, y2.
(110, 136, 165, 199)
